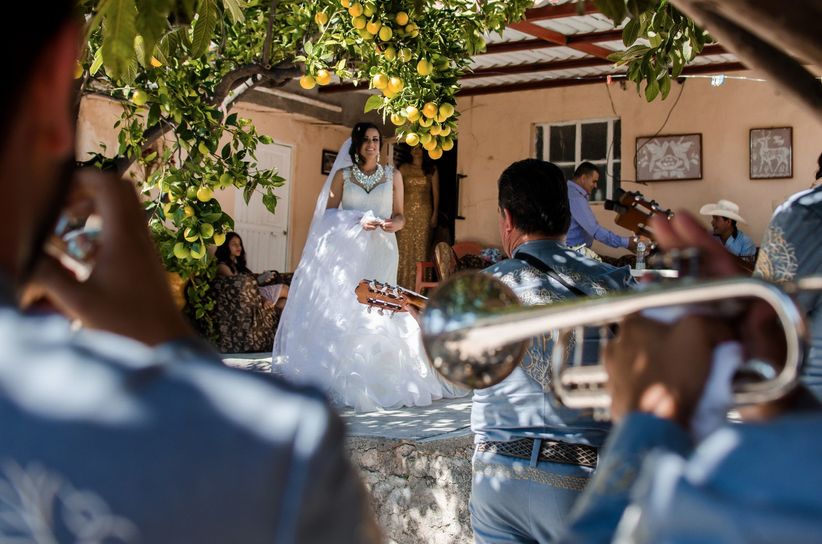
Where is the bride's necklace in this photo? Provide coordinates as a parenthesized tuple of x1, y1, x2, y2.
(352, 163, 385, 192)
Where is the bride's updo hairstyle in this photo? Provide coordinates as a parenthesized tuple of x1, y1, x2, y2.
(349, 122, 382, 165)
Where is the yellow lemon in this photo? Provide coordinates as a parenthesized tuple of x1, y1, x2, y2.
(398, 48, 413, 62)
(73, 61, 83, 79)
(173, 242, 190, 260)
(184, 227, 199, 242)
(190, 244, 206, 260)
(299, 74, 316, 89)
(428, 147, 443, 160)
(422, 102, 438, 119)
(363, 3, 375, 16)
(382, 88, 396, 99)
(439, 103, 455, 118)
(383, 46, 397, 60)
(390, 113, 405, 126)
(184, 205, 195, 217)
(395, 11, 409, 25)
(315, 69, 332, 85)
(441, 138, 454, 151)
(131, 89, 148, 106)
(378, 26, 393, 41)
(418, 116, 433, 128)
(405, 133, 420, 146)
(372, 73, 388, 89)
(213, 232, 226, 246)
(358, 28, 373, 40)
(366, 20, 381, 34)
(162, 202, 173, 216)
(341, 0, 351, 7)
(199, 223, 215, 239)
(406, 23, 419, 37)
(387, 76, 404, 93)
(405, 106, 420, 122)
(423, 138, 438, 151)
(429, 124, 441, 136)
(348, 2, 363, 17)
(440, 125, 451, 137)
(352, 15, 366, 29)
(314, 11, 329, 25)
(419, 132, 432, 145)
(196, 186, 213, 202)
(416, 59, 433, 76)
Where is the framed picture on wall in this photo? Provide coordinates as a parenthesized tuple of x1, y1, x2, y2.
(635, 133, 702, 181)
(749, 127, 792, 179)
(321, 149, 337, 175)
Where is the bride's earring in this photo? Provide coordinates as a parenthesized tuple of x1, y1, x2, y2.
(377, 152, 381, 163)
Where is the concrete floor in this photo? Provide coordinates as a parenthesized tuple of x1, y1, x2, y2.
(221, 352, 473, 441)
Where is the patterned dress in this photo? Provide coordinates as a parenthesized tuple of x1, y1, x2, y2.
(396, 164, 434, 289)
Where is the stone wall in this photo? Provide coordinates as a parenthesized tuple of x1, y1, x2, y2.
(347, 434, 475, 544)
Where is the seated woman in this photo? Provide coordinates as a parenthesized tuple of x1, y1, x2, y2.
(215, 232, 288, 309)
(211, 232, 289, 353)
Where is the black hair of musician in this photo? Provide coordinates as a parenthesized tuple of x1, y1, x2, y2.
(573, 161, 600, 180)
(349, 122, 382, 166)
(498, 159, 570, 236)
(816, 151, 822, 180)
(215, 232, 252, 275)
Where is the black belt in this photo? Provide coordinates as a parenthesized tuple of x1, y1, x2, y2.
(476, 438, 598, 468)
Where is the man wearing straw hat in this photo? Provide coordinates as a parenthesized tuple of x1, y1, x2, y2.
(699, 199, 757, 257)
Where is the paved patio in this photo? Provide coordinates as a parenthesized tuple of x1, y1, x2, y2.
(221, 352, 473, 441)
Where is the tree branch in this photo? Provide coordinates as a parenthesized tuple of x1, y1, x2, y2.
(671, 0, 822, 124)
(114, 61, 299, 174)
(262, 0, 279, 67)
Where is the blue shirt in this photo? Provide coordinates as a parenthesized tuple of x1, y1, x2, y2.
(471, 240, 633, 447)
(720, 229, 757, 257)
(561, 412, 822, 543)
(756, 185, 822, 399)
(566, 180, 630, 249)
(0, 280, 374, 543)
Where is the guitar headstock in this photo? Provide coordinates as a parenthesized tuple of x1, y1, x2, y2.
(355, 279, 427, 315)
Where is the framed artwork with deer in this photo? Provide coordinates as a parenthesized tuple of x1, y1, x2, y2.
(750, 127, 792, 179)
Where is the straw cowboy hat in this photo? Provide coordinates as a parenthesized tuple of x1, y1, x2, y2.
(699, 199, 747, 223)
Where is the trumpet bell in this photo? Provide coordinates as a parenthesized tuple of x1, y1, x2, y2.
(421, 271, 526, 388)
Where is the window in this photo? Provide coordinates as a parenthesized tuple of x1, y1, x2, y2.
(534, 118, 621, 201)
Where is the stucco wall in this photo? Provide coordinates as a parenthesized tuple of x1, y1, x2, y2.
(455, 70, 821, 256)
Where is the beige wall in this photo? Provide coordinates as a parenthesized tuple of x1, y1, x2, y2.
(76, 95, 349, 270)
(455, 70, 822, 256)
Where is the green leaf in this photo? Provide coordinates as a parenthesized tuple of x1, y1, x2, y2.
(660, 75, 672, 99)
(262, 191, 277, 214)
(243, 184, 255, 205)
(622, 18, 641, 46)
(225, 112, 238, 126)
(90, 48, 105, 76)
(644, 78, 660, 101)
(135, 0, 173, 65)
(222, 0, 245, 24)
(363, 94, 383, 113)
(101, 0, 139, 81)
(191, 0, 218, 58)
(259, 135, 273, 144)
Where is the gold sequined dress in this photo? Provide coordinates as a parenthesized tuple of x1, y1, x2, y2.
(396, 165, 434, 289)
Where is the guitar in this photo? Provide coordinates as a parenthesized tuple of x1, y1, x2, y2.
(604, 189, 673, 242)
(355, 279, 428, 314)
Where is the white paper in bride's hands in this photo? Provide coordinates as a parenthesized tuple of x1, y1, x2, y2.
(359, 210, 384, 228)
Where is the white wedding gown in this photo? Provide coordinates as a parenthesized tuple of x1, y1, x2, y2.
(272, 164, 466, 412)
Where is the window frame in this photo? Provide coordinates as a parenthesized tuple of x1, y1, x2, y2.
(534, 117, 621, 202)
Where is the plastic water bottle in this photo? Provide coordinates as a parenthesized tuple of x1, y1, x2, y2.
(635, 240, 646, 271)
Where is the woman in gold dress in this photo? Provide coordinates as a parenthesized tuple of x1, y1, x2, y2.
(396, 144, 439, 290)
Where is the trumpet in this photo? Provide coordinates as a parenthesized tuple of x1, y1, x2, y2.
(420, 271, 822, 410)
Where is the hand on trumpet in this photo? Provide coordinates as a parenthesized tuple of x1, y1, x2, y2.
(605, 314, 733, 426)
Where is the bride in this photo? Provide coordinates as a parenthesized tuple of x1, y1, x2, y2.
(272, 123, 466, 412)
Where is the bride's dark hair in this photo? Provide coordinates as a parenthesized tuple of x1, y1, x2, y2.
(349, 122, 382, 165)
